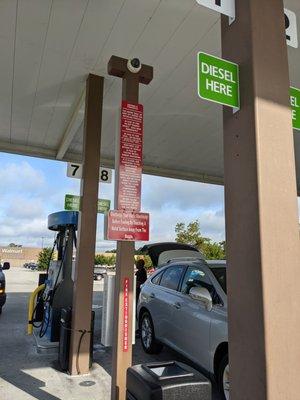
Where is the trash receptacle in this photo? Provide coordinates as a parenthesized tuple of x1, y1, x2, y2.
(126, 361, 211, 400)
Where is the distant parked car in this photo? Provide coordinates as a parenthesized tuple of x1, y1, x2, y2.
(94, 265, 107, 281)
(28, 263, 38, 271)
(23, 262, 38, 270)
(0, 262, 10, 314)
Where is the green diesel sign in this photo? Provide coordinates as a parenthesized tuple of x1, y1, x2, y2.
(64, 194, 110, 214)
(290, 87, 300, 131)
(198, 52, 240, 109)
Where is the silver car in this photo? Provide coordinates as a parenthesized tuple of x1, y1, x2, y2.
(137, 244, 228, 400)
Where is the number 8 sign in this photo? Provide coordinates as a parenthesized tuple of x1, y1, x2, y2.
(67, 162, 112, 183)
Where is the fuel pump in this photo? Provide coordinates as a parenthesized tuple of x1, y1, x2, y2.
(28, 211, 78, 342)
(28, 210, 95, 372)
(43, 211, 78, 342)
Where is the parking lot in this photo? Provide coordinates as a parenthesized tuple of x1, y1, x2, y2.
(0, 267, 220, 400)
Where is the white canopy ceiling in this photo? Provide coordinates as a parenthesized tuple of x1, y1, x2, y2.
(1, 0, 300, 190)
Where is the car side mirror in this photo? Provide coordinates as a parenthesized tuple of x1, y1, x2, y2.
(2, 262, 10, 270)
(189, 286, 213, 311)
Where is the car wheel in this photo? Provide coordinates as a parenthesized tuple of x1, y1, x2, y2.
(0, 307, 2, 315)
(218, 354, 229, 400)
(140, 311, 163, 354)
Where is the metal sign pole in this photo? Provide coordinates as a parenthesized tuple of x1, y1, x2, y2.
(107, 56, 153, 400)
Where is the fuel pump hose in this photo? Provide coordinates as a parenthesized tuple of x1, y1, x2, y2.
(27, 284, 46, 335)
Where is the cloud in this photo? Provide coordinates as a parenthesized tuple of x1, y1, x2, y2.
(0, 215, 54, 247)
(139, 175, 225, 247)
(198, 209, 225, 241)
(0, 159, 53, 247)
(147, 206, 225, 245)
(0, 155, 227, 251)
(142, 175, 224, 211)
(5, 197, 44, 220)
(0, 161, 45, 194)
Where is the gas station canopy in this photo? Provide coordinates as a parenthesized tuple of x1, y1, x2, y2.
(1, 0, 300, 190)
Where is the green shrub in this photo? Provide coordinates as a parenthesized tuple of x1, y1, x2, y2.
(37, 247, 54, 271)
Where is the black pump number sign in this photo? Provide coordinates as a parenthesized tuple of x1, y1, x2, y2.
(67, 162, 112, 183)
(195, 1, 298, 49)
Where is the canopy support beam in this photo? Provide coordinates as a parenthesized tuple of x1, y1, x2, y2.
(68, 74, 104, 375)
(222, 1, 300, 399)
(56, 89, 85, 160)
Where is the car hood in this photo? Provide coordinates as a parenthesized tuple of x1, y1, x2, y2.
(139, 242, 204, 267)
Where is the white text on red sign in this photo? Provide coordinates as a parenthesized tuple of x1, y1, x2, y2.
(118, 101, 143, 212)
(106, 210, 149, 241)
(123, 277, 129, 352)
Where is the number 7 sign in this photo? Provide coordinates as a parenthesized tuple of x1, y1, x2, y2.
(67, 162, 112, 183)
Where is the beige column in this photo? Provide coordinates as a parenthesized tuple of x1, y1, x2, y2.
(69, 74, 104, 375)
(222, 1, 300, 399)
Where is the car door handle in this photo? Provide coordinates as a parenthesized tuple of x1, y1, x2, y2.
(149, 293, 155, 299)
(173, 302, 181, 310)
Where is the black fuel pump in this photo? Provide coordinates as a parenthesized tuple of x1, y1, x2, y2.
(40, 211, 78, 342)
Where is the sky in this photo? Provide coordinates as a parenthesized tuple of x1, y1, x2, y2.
(0, 152, 299, 251)
(0, 152, 228, 251)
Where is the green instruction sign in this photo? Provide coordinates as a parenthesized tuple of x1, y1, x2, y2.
(198, 52, 240, 109)
(64, 194, 110, 214)
(290, 87, 300, 131)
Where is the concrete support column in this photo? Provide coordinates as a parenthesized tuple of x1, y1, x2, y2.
(222, 1, 300, 399)
(69, 74, 104, 375)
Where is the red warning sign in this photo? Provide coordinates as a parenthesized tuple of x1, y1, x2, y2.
(118, 101, 143, 212)
(106, 210, 149, 241)
(123, 277, 129, 352)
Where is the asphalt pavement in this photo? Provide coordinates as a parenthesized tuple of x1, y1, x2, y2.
(0, 267, 221, 400)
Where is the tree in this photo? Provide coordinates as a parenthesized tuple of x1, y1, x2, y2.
(37, 247, 54, 271)
(175, 220, 225, 260)
(135, 255, 153, 271)
(204, 241, 226, 260)
(95, 254, 116, 266)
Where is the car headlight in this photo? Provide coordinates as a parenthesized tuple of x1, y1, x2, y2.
(0, 283, 5, 294)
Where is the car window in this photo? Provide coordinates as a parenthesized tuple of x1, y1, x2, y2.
(151, 271, 163, 285)
(210, 267, 227, 294)
(181, 266, 220, 304)
(159, 265, 185, 291)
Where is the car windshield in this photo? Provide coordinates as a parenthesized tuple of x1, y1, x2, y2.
(210, 267, 227, 294)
